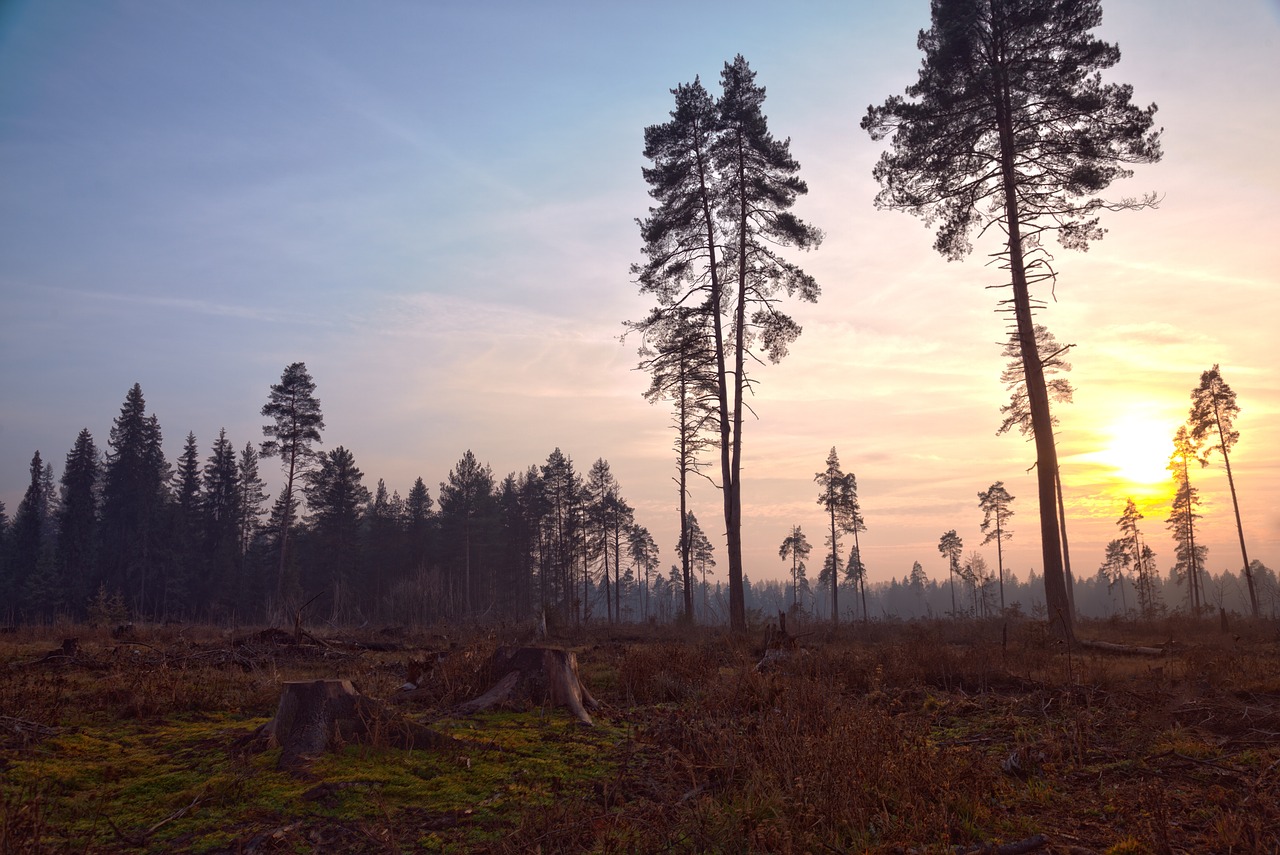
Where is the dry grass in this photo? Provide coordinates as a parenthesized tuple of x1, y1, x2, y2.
(1, 617, 1278, 853)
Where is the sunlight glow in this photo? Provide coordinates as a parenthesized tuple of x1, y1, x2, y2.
(1097, 413, 1178, 486)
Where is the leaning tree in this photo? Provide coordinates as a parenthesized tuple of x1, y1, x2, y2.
(1189, 365, 1256, 617)
(864, 0, 1161, 639)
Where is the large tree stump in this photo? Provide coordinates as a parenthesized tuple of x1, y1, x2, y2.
(455, 647, 600, 726)
(259, 679, 453, 770)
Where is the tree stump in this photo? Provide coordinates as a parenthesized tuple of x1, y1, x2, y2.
(455, 647, 600, 726)
(258, 679, 453, 770)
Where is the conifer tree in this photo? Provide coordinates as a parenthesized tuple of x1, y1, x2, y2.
(305, 446, 369, 619)
(865, 0, 1161, 639)
(815, 448, 858, 624)
(1166, 426, 1205, 614)
(627, 523, 659, 621)
(1100, 538, 1131, 614)
(236, 441, 268, 603)
(540, 449, 581, 616)
(58, 429, 100, 613)
(100, 384, 169, 618)
(364, 478, 399, 610)
(635, 306, 719, 622)
(1188, 365, 1255, 616)
(677, 511, 716, 621)
(996, 325, 1076, 616)
(404, 476, 434, 576)
(166, 431, 203, 616)
(260, 362, 324, 607)
(779, 525, 812, 611)
(11, 451, 52, 617)
(202, 429, 242, 614)
(586, 459, 621, 622)
(634, 56, 822, 631)
(978, 482, 1015, 611)
(439, 450, 495, 617)
(1116, 498, 1158, 617)
(938, 530, 964, 617)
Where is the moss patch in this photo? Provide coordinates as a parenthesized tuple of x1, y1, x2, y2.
(2, 706, 629, 853)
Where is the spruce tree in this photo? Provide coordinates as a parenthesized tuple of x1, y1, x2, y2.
(404, 476, 434, 577)
(166, 431, 203, 617)
(11, 451, 51, 617)
(236, 442, 268, 560)
(202, 429, 242, 614)
(305, 446, 369, 620)
(100, 384, 169, 618)
(58, 429, 100, 614)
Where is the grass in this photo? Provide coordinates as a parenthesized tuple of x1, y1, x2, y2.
(2, 617, 1278, 853)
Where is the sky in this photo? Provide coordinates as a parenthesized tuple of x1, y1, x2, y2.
(1, 0, 1277, 595)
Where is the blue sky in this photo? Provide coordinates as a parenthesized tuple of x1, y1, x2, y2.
(2, 0, 1277, 592)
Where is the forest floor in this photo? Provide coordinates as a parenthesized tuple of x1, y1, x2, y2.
(1, 615, 1277, 854)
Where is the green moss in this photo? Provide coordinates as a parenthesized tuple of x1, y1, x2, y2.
(1, 705, 630, 853)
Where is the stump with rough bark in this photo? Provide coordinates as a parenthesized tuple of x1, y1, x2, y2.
(455, 646, 600, 726)
(257, 679, 453, 770)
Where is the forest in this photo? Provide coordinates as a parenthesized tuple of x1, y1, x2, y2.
(2, 366, 1274, 631)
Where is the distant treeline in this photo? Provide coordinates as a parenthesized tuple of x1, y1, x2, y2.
(0, 380, 685, 627)
(3, 380, 1276, 627)
(752, 562, 1278, 626)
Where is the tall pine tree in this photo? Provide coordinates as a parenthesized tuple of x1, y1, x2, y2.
(634, 57, 822, 631)
(260, 363, 324, 608)
(864, 0, 1161, 639)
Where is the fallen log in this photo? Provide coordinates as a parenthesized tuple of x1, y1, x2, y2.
(454, 646, 600, 726)
(1078, 639, 1167, 657)
(253, 679, 455, 770)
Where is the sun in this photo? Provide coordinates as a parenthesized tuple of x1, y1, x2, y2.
(1097, 413, 1177, 486)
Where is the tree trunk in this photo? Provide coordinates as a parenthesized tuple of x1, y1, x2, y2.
(1054, 465, 1076, 619)
(1219, 443, 1257, 617)
(454, 646, 600, 726)
(995, 80, 1073, 641)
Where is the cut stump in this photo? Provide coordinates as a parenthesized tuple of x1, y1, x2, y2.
(257, 679, 454, 770)
(455, 646, 600, 726)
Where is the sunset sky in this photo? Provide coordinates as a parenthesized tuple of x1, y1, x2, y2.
(2, 0, 1276, 594)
